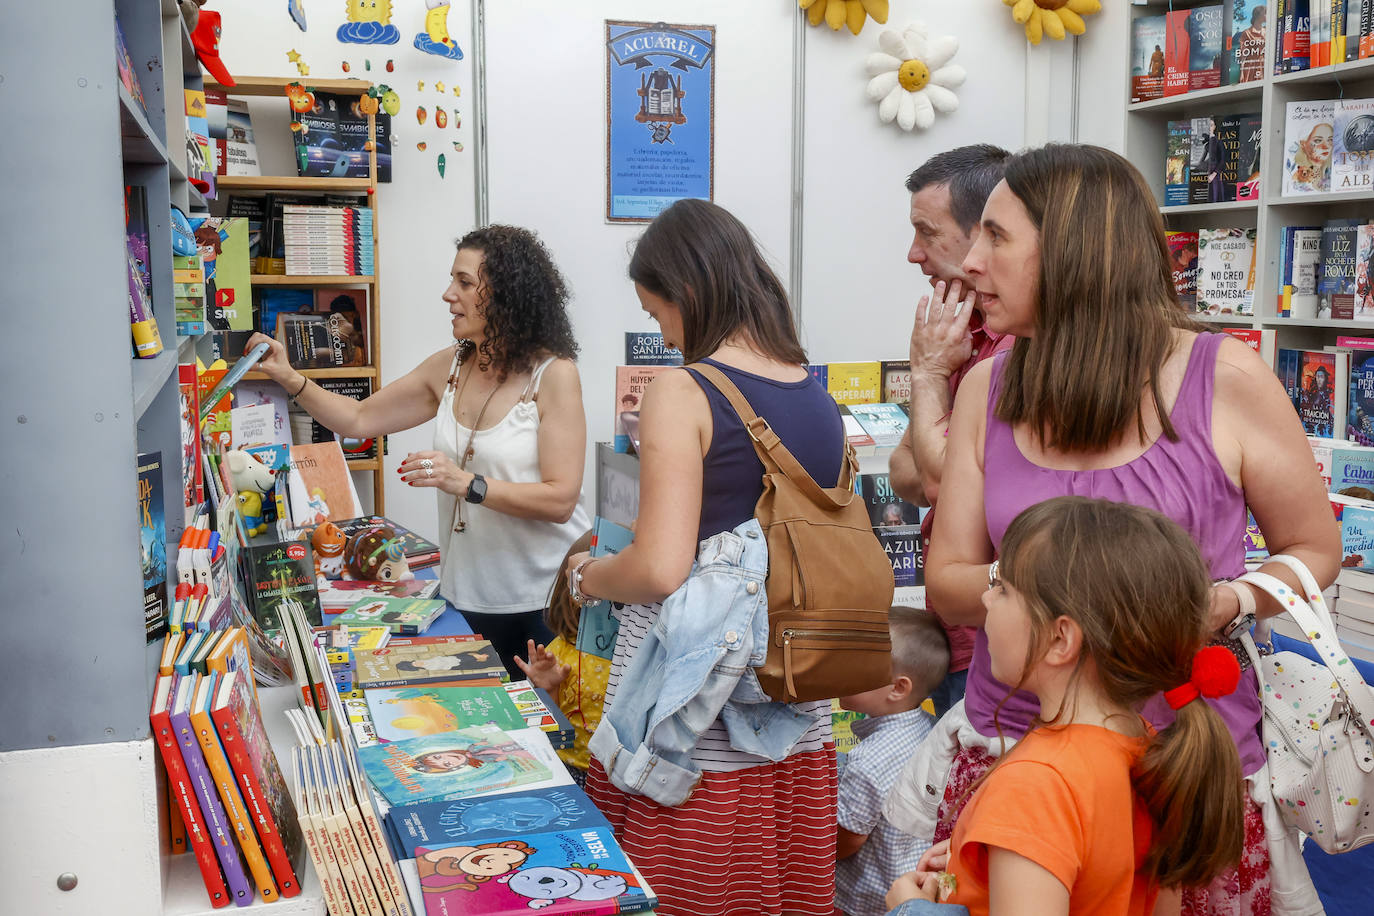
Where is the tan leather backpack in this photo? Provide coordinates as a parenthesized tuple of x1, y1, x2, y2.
(691, 364, 895, 703)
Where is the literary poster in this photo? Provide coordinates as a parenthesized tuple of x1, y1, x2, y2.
(605, 20, 715, 222)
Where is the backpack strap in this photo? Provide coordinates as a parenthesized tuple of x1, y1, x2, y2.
(689, 362, 857, 511)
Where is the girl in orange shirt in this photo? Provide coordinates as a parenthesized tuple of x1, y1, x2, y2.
(888, 496, 1246, 916)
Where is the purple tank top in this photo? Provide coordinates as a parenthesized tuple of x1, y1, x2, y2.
(685, 358, 844, 542)
(971, 332, 1264, 774)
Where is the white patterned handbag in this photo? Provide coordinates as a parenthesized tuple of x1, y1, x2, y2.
(1238, 555, 1374, 854)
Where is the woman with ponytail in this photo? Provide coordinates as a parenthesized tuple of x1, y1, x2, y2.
(895, 144, 1340, 915)
(889, 496, 1245, 914)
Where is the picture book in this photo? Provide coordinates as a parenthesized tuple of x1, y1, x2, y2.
(848, 402, 910, 449)
(366, 686, 531, 742)
(1189, 117, 1217, 205)
(354, 640, 506, 689)
(1334, 97, 1374, 193)
(334, 597, 446, 635)
(1165, 120, 1192, 206)
(1131, 14, 1167, 102)
(1226, 0, 1267, 83)
(1165, 10, 1192, 97)
(1283, 100, 1336, 196)
(242, 538, 322, 635)
(312, 378, 381, 461)
(335, 515, 441, 569)
(826, 361, 882, 405)
(1167, 231, 1200, 310)
(1236, 113, 1263, 200)
(357, 726, 551, 806)
(172, 675, 255, 905)
(623, 331, 682, 366)
(502, 682, 575, 750)
(415, 824, 654, 916)
(1331, 445, 1374, 500)
(877, 524, 924, 589)
(286, 441, 363, 527)
(1197, 227, 1257, 314)
(1350, 350, 1374, 446)
(190, 216, 252, 331)
(233, 381, 292, 448)
(1186, 4, 1225, 91)
(859, 472, 922, 528)
(138, 451, 168, 641)
(1320, 218, 1363, 318)
(1359, 224, 1374, 316)
(230, 402, 278, 452)
(386, 784, 610, 860)
(881, 360, 911, 410)
(313, 287, 369, 366)
(577, 516, 634, 661)
(613, 365, 671, 453)
(293, 91, 392, 182)
(1280, 226, 1323, 319)
(316, 576, 441, 611)
(151, 674, 230, 908)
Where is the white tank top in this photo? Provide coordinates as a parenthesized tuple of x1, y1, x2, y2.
(433, 351, 590, 613)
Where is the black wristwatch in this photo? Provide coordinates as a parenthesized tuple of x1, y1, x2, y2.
(465, 473, 488, 505)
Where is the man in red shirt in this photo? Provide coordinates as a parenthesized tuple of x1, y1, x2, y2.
(888, 144, 1012, 716)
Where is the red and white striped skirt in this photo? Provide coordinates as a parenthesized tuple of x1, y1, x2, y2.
(586, 748, 839, 916)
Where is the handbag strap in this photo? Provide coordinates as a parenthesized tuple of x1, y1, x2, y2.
(1238, 566, 1374, 730)
(688, 362, 857, 511)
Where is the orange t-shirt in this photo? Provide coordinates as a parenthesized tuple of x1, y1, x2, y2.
(949, 724, 1157, 916)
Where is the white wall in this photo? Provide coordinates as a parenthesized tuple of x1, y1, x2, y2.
(218, 0, 477, 544)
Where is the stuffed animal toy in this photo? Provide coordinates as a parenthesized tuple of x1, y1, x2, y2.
(224, 449, 276, 496)
(237, 491, 267, 537)
(344, 524, 413, 582)
(312, 521, 349, 579)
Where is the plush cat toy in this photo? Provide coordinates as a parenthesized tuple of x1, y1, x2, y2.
(311, 521, 348, 579)
(344, 524, 413, 582)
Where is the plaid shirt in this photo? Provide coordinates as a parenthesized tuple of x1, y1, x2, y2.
(835, 709, 935, 916)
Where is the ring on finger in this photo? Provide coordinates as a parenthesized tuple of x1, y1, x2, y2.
(425, 468, 434, 478)
(420, 458, 433, 470)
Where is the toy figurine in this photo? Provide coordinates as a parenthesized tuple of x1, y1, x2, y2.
(312, 521, 348, 579)
(344, 523, 412, 582)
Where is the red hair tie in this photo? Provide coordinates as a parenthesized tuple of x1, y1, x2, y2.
(1163, 645, 1242, 711)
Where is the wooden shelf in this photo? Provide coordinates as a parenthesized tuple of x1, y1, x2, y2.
(242, 366, 379, 381)
(206, 77, 373, 97)
(216, 176, 373, 192)
(345, 458, 380, 471)
(251, 275, 375, 286)
(1128, 81, 1263, 114)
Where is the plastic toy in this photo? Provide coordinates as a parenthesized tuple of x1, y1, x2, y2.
(311, 521, 348, 579)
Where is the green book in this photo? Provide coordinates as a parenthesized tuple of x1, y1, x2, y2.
(364, 685, 530, 742)
(334, 596, 445, 635)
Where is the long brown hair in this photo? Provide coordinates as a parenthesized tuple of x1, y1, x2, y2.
(994, 144, 1204, 452)
(997, 496, 1244, 889)
(546, 530, 595, 643)
(627, 199, 806, 365)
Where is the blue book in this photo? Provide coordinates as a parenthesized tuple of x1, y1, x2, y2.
(417, 824, 656, 915)
(385, 784, 610, 860)
(138, 451, 167, 641)
(576, 517, 634, 661)
(256, 288, 313, 337)
(1331, 446, 1374, 500)
(623, 331, 683, 366)
(1339, 501, 1374, 570)
(355, 726, 551, 806)
(1349, 351, 1374, 447)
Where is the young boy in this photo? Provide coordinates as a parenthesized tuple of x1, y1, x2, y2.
(835, 606, 951, 916)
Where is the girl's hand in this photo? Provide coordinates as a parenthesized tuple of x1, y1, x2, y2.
(914, 839, 951, 879)
(245, 332, 296, 386)
(398, 450, 473, 498)
(886, 870, 935, 909)
(513, 639, 571, 691)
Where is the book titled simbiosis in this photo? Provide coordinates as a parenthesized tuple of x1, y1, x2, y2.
(293, 91, 392, 182)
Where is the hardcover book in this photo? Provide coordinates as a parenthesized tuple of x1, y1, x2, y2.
(1187, 4, 1225, 90)
(1280, 226, 1322, 318)
(242, 538, 322, 635)
(1283, 100, 1336, 195)
(313, 287, 369, 366)
(1349, 351, 1374, 446)
(365, 685, 532, 742)
(286, 441, 363, 527)
(859, 472, 922, 528)
(847, 402, 909, 448)
(415, 825, 655, 916)
(881, 360, 911, 409)
(826, 361, 882, 405)
(1197, 227, 1257, 314)
(293, 91, 392, 182)
(354, 639, 506, 689)
(878, 524, 924, 589)
(334, 597, 446, 636)
(1334, 97, 1374, 193)
(334, 515, 441, 569)
(613, 365, 671, 453)
(502, 682, 576, 749)
(1167, 231, 1200, 310)
(1165, 120, 1192, 206)
(138, 451, 168, 641)
(1226, 0, 1268, 83)
(386, 784, 611, 859)
(623, 331, 683, 366)
(1165, 10, 1193, 96)
(356, 726, 550, 806)
(577, 516, 633, 662)
(1320, 218, 1363, 319)
(1131, 14, 1168, 102)
(1189, 117, 1221, 204)
(316, 576, 441, 611)
(190, 216, 252, 331)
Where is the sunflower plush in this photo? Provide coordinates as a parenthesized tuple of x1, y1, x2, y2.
(799, 0, 889, 36)
(1004, 0, 1102, 45)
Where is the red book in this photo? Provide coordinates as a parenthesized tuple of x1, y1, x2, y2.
(150, 674, 230, 908)
(209, 669, 304, 898)
(1164, 10, 1191, 96)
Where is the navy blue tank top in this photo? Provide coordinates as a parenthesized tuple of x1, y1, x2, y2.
(685, 358, 844, 541)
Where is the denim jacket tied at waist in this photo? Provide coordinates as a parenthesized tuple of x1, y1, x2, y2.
(588, 518, 823, 806)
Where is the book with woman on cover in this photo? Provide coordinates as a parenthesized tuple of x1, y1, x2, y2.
(356, 726, 550, 806)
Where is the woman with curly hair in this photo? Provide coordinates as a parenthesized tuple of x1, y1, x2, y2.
(246, 225, 589, 673)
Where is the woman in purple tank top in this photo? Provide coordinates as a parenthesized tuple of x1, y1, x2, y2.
(893, 146, 1339, 916)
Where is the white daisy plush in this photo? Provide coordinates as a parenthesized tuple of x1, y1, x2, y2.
(865, 23, 965, 131)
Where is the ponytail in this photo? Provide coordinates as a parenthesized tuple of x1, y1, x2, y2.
(1133, 698, 1245, 887)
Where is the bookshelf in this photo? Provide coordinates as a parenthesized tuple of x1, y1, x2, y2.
(1125, 1, 1374, 350)
(205, 76, 386, 512)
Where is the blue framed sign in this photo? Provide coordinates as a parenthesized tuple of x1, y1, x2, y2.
(605, 20, 715, 223)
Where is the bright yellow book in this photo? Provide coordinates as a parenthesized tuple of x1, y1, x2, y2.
(826, 361, 882, 405)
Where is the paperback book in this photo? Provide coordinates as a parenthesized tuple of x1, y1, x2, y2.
(847, 402, 909, 448)
(1350, 350, 1374, 447)
(613, 365, 671, 453)
(353, 639, 506, 689)
(365, 685, 532, 742)
(1167, 231, 1200, 310)
(1236, 113, 1263, 200)
(878, 524, 924, 589)
(1277, 347, 1349, 438)
(242, 538, 323, 635)
(1165, 10, 1193, 97)
(293, 91, 392, 182)
(1186, 4, 1225, 91)
(881, 360, 911, 410)
(1196, 227, 1256, 314)
(1226, 0, 1267, 83)
(333, 597, 446, 636)
(858, 472, 922, 528)
(1278, 225, 1322, 318)
(577, 516, 634, 661)
(385, 784, 611, 859)
(356, 726, 551, 806)
(827, 362, 882, 405)
(1320, 218, 1363, 319)
(1189, 117, 1221, 204)
(1131, 14, 1167, 102)
(1283, 100, 1336, 196)
(1165, 120, 1192, 206)
(623, 331, 682, 366)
